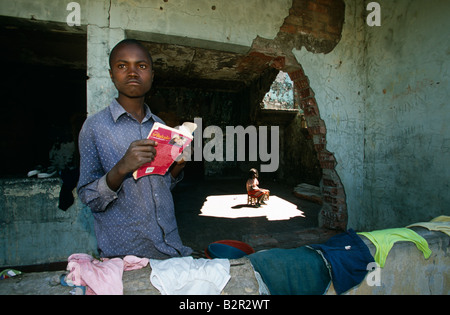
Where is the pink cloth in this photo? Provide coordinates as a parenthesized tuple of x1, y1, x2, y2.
(123, 255, 150, 271)
(66, 254, 149, 295)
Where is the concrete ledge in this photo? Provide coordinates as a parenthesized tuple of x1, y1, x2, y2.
(0, 229, 447, 295)
(0, 257, 258, 295)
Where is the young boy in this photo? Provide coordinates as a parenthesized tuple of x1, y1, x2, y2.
(77, 39, 192, 259)
(246, 168, 270, 207)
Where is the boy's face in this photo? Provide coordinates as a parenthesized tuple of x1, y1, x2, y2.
(109, 43, 154, 99)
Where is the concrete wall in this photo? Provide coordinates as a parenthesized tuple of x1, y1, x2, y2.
(0, 178, 97, 267)
(294, 0, 450, 230)
(362, 0, 450, 229)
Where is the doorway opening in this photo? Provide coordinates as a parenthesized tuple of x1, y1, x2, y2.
(0, 19, 87, 178)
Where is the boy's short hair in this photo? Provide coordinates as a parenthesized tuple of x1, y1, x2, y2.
(109, 39, 154, 69)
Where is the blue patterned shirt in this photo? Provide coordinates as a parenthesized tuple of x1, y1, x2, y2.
(77, 99, 192, 259)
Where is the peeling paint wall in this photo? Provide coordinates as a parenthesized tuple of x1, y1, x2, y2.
(110, 0, 292, 49)
(362, 0, 450, 229)
(294, 0, 450, 230)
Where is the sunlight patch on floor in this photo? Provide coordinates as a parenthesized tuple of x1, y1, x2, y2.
(199, 194, 305, 221)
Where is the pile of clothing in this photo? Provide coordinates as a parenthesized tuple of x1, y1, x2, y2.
(248, 216, 449, 295)
(248, 229, 375, 295)
(61, 254, 231, 295)
(60, 216, 448, 295)
(62, 254, 150, 295)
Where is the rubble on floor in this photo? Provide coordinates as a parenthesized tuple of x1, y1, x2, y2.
(293, 183, 322, 205)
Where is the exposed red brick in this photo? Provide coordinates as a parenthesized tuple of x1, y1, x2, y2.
(322, 186, 345, 197)
(322, 169, 342, 183)
(326, 24, 342, 36)
(298, 88, 315, 99)
(322, 178, 338, 187)
(315, 0, 335, 5)
(284, 14, 304, 27)
(318, 150, 336, 162)
(294, 78, 310, 90)
(280, 24, 297, 35)
(314, 143, 326, 152)
(322, 195, 333, 204)
(322, 196, 346, 207)
(270, 56, 285, 70)
(307, 1, 329, 15)
(288, 68, 306, 81)
(303, 105, 320, 117)
(318, 150, 337, 169)
(299, 97, 317, 109)
(308, 125, 327, 135)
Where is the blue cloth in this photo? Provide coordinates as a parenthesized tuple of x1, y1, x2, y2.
(77, 99, 192, 260)
(248, 246, 331, 295)
(309, 229, 374, 294)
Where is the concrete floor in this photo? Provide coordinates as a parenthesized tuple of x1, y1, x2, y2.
(172, 176, 324, 256)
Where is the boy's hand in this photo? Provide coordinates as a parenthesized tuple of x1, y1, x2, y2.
(106, 139, 157, 191)
(120, 139, 158, 174)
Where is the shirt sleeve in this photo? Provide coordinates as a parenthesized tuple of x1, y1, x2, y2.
(79, 174, 121, 213)
(77, 119, 120, 213)
(169, 169, 184, 191)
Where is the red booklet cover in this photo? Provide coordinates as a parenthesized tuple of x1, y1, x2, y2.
(133, 122, 197, 179)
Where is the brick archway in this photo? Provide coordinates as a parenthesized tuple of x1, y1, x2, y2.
(252, 56, 348, 231)
(248, 0, 347, 231)
(288, 67, 347, 231)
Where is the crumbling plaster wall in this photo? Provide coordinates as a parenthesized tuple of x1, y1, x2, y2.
(294, 0, 450, 230)
(0, 0, 292, 113)
(293, 0, 365, 230)
(88, 0, 292, 114)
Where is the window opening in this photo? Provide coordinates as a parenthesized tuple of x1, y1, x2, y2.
(263, 71, 295, 110)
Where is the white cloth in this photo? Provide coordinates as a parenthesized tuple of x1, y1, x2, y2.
(150, 257, 230, 295)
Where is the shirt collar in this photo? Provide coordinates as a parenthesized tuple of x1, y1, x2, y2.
(110, 98, 155, 123)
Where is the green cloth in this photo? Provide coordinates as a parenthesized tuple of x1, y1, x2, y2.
(248, 246, 331, 295)
(358, 228, 431, 268)
(407, 215, 450, 237)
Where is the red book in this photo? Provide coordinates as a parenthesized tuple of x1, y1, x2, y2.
(133, 122, 197, 179)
